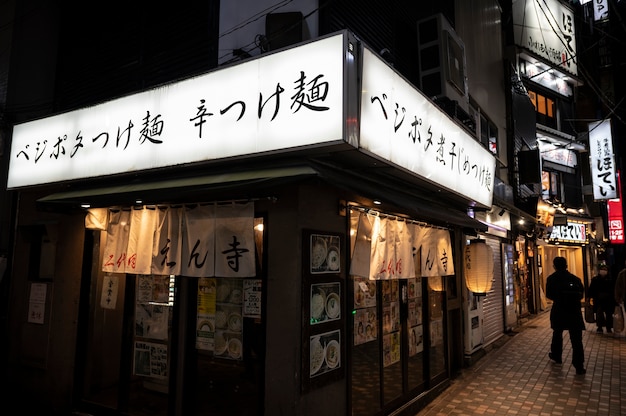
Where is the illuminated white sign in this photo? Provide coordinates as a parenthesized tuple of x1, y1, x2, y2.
(513, 0, 578, 76)
(360, 48, 496, 208)
(549, 221, 587, 244)
(538, 141, 577, 167)
(594, 0, 609, 21)
(521, 62, 572, 96)
(588, 119, 617, 200)
(8, 34, 346, 188)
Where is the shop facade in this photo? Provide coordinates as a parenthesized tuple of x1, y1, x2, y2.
(5, 32, 496, 415)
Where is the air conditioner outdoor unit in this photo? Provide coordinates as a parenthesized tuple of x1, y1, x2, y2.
(417, 14, 469, 114)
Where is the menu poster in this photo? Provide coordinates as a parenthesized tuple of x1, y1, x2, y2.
(354, 276, 376, 308)
(243, 279, 262, 318)
(383, 332, 400, 367)
(408, 325, 424, 356)
(310, 282, 341, 324)
(353, 307, 377, 345)
(309, 329, 341, 378)
(196, 277, 216, 351)
(310, 234, 341, 274)
(27, 282, 47, 324)
(134, 340, 168, 379)
(135, 303, 169, 340)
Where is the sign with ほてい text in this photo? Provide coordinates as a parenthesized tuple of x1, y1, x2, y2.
(588, 119, 617, 200)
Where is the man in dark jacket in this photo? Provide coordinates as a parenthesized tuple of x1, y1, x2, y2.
(545, 256, 586, 375)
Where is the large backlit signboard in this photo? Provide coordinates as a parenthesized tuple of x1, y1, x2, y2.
(8, 33, 347, 189)
(360, 48, 496, 208)
(513, 0, 578, 76)
(588, 119, 617, 200)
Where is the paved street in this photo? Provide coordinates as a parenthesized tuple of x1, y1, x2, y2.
(415, 310, 626, 416)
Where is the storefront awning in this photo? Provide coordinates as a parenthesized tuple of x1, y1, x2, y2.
(37, 166, 319, 207)
(37, 162, 487, 231)
(310, 161, 488, 232)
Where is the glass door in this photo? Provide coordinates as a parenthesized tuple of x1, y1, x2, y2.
(76, 232, 173, 416)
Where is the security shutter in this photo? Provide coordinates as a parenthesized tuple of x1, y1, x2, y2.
(482, 237, 504, 346)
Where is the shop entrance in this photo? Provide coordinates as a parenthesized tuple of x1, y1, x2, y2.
(74, 214, 266, 415)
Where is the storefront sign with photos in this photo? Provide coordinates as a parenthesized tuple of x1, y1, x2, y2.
(302, 230, 344, 392)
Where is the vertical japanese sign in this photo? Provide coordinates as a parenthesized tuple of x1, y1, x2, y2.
(594, 0, 609, 21)
(588, 119, 617, 200)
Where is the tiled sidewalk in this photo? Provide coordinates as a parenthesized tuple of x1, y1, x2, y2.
(415, 310, 626, 416)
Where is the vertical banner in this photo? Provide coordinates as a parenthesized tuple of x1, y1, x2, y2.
(395, 220, 415, 278)
(214, 202, 255, 277)
(103, 210, 131, 273)
(152, 207, 183, 276)
(419, 228, 454, 277)
(127, 208, 158, 275)
(349, 212, 373, 278)
(588, 119, 617, 200)
(182, 205, 216, 277)
(370, 216, 392, 279)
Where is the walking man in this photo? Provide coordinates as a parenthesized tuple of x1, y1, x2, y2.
(546, 256, 586, 375)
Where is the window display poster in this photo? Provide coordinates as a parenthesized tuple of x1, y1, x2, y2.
(214, 278, 244, 360)
(135, 304, 169, 340)
(354, 276, 376, 308)
(383, 332, 400, 367)
(408, 299, 422, 327)
(243, 279, 262, 318)
(134, 340, 168, 379)
(196, 277, 216, 351)
(408, 325, 424, 356)
(353, 307, 377, 345)
(137, 274, 170, 303)
(310, 329, 341, 378)
(310, 282, 341, 324)
(27, 282, 47, 324)
(430, 318, 444, 347)
(382, 302, 400, 334)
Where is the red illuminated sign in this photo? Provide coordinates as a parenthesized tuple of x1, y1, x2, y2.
(608, 171, 624, 244)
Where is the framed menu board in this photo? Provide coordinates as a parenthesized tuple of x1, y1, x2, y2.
(301, 229, 345, 392)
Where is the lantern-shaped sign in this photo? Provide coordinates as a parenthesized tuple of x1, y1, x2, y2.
(464, 239, 494, 296)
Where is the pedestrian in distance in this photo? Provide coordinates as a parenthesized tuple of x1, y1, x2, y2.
(545, 256, 586, 375)
(587, 262, 615, 333)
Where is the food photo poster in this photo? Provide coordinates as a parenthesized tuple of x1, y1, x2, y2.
(309, 329, 341, 378)
(310, 234, 341, 274)
(310, 282, 341, 324)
